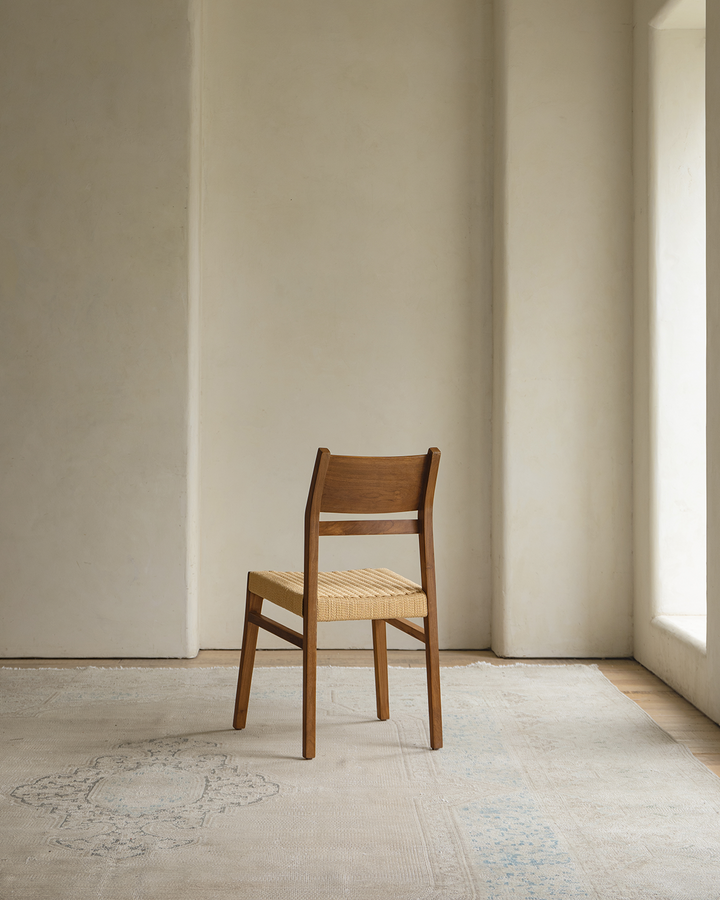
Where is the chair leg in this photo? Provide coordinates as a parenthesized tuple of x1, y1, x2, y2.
(424, 613, 443, 749)
(233, 588, 263, 730)
(372, 619, 390, 720)
(302, 615, 317, 759)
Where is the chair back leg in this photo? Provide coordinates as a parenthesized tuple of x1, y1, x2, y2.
(424, 613, 443, 749)
(233, 588, 263, 730)
(302, 615, 318, 759)
(371, 619, 390, 720)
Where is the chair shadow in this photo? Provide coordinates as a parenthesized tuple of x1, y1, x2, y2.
(158, 727, 307, 761)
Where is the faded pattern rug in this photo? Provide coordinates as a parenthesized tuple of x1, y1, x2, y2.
(1, 664, 719, 899)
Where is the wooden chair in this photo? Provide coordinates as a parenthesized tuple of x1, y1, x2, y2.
(232, 447, 442, 759)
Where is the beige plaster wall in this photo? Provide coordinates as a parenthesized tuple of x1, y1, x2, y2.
(0, 0, 641, 662)
(0, 1, 193, 656)
(198, 0, 494, 649)
(493, 0, 634, 657)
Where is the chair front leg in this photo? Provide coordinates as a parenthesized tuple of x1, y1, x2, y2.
(302, 614, 318, 759)
(233, 587, 263, 730)
(372, 618, 390, 720)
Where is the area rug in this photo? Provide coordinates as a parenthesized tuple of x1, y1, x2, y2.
(1, 664, 719, 899)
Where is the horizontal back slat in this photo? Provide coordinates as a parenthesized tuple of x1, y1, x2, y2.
(319, 519, 420, 536)
(320, 454, 429, 514)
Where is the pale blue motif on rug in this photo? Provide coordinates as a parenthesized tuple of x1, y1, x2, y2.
(445, 711, 591, 899)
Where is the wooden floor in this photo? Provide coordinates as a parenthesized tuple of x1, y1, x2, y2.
(3, 650, 720, 777)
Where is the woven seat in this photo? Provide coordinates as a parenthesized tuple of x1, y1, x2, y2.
(233, 447, 442, 759)
(248, 568, 428, 622)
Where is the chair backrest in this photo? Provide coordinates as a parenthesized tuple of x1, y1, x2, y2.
(302, 448, 440, 606)
(320, 453, 431, 514)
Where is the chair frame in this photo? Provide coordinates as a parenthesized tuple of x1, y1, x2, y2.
(233, 447, 442, 759)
